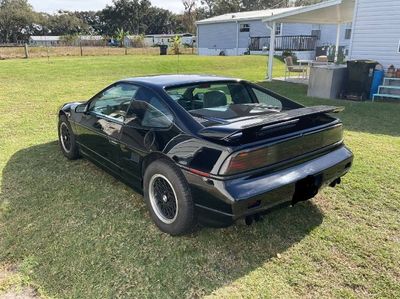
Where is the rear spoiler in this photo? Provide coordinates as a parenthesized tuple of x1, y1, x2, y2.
(198, 105, 344, 141)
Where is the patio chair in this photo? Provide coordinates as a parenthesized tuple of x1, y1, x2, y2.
(284, 56, 308, 80)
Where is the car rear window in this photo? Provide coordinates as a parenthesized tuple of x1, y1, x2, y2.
(165, 82, 256, 111)
(164, 82, 304, 126)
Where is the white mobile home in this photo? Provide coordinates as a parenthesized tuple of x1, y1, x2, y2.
(196, 8, 352, 58)
(144, 33, 196, 47)
(124, 34, 196, 48)
(259, 0, 400, 80)
(78, 35, 105, 47)
(29, 35, 105, 47)
(29, 36, 61, 46)
(349, 0, 400, 68)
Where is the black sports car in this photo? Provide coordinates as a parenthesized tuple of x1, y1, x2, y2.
(58, 75, 353, 235)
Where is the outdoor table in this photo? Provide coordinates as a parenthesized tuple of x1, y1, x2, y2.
(298, 59, 314, 66)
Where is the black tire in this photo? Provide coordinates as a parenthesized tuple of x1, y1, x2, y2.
(58, 115, 80, 160)
(143, 159, 195, 235)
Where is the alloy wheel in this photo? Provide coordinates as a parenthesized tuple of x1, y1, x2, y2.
(149, 174, 178, 224)
(60, 122, 72, 153)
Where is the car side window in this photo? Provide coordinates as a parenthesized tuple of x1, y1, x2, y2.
(88, 83, 138, 121)
(125, 87, 173, 129)
(251, 87, 283, 110)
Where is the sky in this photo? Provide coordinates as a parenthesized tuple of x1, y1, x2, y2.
(29, 0, 185, 14)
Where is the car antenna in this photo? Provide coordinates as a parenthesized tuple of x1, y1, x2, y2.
(177, 51, 180, 74)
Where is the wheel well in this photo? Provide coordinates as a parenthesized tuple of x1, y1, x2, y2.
(59, 110, 66, 117)
(141, 152, 175, 180)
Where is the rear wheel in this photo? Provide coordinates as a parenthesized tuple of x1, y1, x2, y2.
(144, 159, 195, 235)
(58, 115, 80, 160)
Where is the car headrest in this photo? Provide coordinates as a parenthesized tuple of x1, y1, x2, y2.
(230, 84, 250, 104)
(203, 90, 227, 108)
(134, 87, 153, 102)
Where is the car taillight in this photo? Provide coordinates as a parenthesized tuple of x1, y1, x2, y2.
(222, 148, 270, 175)
(220, 125, 344, 175)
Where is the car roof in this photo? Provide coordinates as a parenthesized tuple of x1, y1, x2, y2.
(119, 74, 242, 88)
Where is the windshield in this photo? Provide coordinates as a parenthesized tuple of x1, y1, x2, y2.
(165, 82, 285, 122)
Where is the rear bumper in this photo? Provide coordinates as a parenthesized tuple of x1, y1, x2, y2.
(183, 145, 353, 226)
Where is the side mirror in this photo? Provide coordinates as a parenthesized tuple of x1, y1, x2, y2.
(75, 104, 88, 113)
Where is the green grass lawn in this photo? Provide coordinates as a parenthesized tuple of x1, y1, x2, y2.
(0, 55, 399, 298)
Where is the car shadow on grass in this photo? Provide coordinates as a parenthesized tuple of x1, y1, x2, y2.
(1, 141, 323, 298)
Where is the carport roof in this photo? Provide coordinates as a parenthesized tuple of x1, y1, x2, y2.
(262, 0, 355, 25)
(196, 7, 300, 25)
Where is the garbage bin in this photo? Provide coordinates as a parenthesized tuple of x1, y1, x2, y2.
(159, 45, 168, 55)
(345, 60, 378, 100)
(370, 69, 385, 99)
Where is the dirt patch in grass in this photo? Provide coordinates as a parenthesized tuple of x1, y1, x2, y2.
(1, 288, 38, 299)
(0, 264, 39, 299)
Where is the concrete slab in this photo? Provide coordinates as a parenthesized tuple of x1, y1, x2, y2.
(274, 77, 309, 85)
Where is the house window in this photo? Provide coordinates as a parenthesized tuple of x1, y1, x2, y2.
(240, 24, 250, 32)
(275, 23, 282, 36)
(311, 29, 321, 40)
(345, 28, 352, 40)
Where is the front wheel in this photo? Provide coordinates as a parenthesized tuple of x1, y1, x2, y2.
(144, 159, 195, 235)
(58, 115, 80, 160)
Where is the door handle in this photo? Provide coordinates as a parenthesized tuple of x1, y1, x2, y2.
(108, 139, 119, 146)
(120, 143, 129, 152)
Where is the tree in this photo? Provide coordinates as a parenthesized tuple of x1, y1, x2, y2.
(182, 0, 197, 33)
(0, 0, 38, 42)
(0, 0, 298, 44)
(168, 14, 186, 34)
(70, 11, 102, 34)
(99, 0, 181, 35)
(60, 34, 79, 46)
(130, 34, 145, 47)
(295, 0, 324, 5)
(145, 7, 174, 34)
(115, 28, 130, 47)
(196, 0, 291, 19)
(47, 11, 90, 36)
(241, 0, 290, 11)
(100, 0, 152, 36)
(200, 0, 216, 17)
(171, 35, 182, 54)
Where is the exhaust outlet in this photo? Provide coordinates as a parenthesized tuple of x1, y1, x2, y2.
(254, 213, 262, 222)
(245, 216, 253, 226)
(245, 214, 263, 226)
(329, 177, 341, 188)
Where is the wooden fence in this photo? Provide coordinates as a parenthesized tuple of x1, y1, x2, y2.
(0, 45, 197, 60)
